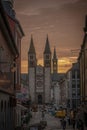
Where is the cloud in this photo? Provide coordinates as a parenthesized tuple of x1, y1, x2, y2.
(17, 9, 40, 16)
(14, 0, 87, 73)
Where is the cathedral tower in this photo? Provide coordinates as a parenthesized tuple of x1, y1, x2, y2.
(52, 47, 58, 73)
(28, 35, 37, 103)
(44, 35, 51, 103)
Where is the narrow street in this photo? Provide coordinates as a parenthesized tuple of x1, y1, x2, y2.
(29, 107, 74, 130)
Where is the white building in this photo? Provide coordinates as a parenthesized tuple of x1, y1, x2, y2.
(51, 48, 65, 107)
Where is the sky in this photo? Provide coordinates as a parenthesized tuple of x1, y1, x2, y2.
(14, 0, 87, 73)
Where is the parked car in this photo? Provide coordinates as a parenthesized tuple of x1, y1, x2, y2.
(55, 109, 66, 118)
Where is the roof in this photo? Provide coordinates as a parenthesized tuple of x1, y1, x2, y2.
(0, 0, 19, 57)
(51, 73, 65, 81)
(72, 62, 79, 70)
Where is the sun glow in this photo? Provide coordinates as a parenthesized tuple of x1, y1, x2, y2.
(21, 56, 77, 73)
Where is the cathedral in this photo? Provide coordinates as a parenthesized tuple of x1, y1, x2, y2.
(28, 35, 58, 104)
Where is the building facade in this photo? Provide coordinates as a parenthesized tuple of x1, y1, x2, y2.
(66, 62, 80, 109)
(0, 1, 18, 130)
(59, 76, 68, 108)
(28, 35, 51, 104)
(78, 16, 87, 104)
(0, 0, 24, 130)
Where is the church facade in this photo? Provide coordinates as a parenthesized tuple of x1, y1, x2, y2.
(28, 35, 58, 104)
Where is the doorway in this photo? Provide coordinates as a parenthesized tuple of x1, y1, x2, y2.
(38, 95, 42, 104)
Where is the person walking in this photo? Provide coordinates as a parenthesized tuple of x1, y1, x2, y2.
(61, 118, 66, 130)
(41, 110, 45, 120)
(72, 118, 76, 129)
(76, 119, 84, 130)
(67, 116, 71, 125)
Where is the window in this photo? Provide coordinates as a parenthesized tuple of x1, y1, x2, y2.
(72, 89, 76, 94)
(46, 55, 50, 59)
(30, 55, 33, 60)
(54, 62, 56, 65)
(72, 70, 75, 79)
(77, 83, 80, 88)
(72, 81, 76, 88)
(72, 93, 76, 97)
(77, 70, 80, 79)
(1, 100, 3, 112)
(46, 61, 50, 67)
(30, 61, 34, 66)
(77, 89, 80, 95)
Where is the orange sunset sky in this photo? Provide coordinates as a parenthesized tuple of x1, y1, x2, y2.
(14, 0, 87, 73)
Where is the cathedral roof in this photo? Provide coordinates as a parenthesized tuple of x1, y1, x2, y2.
(51, 73, 65, 81)
(28, 35, 36, 54)
(44, 35, 51, 54)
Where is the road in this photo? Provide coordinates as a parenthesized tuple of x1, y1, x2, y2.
(29, 107, 75, 130)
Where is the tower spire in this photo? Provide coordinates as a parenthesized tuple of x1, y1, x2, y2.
(52, 47, 58, 73)
(84, 15, 87, 33)
(28, 35, 37, 67)
(28, 35, 36, 54)
(44, 35, 51, 54)
(53, 47, 57, 59)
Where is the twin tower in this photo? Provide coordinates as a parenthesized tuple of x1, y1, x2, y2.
(28, 35, 58, 104)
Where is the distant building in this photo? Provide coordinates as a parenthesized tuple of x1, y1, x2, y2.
(51, 73, 65, 106)
(59, 75, 68, 108)
(51, 47, 65, 106)
(28, 36, 66, 105)
(66, 62, 80, 109)
(28, 35, 51, 104)
(78, 15, 87, 104)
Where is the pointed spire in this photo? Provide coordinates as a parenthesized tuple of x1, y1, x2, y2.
(85, 15, 87, 28)
(28, 35, 36, 54)
(53, 47, 57, 59)
(84, 15, 87, 33)
(44, 35, 51, 54)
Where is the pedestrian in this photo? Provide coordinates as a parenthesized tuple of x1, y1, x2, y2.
(67, 116, 70, 125)
(42, 111, 45, 120)
(61, 118, 66, 130)
(72, 118, 76, 129)
(77, 119, 84, 130)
